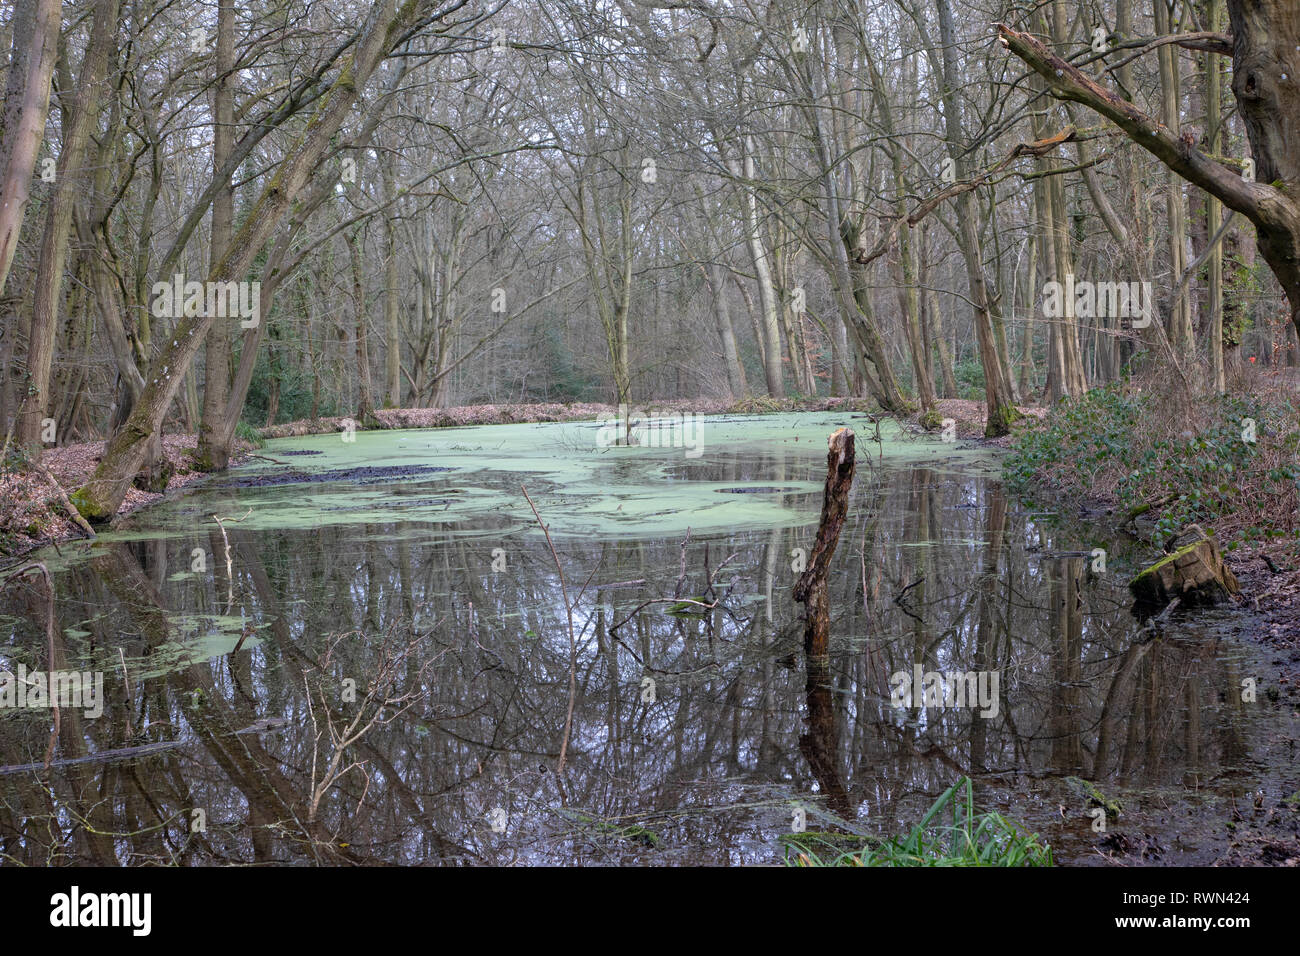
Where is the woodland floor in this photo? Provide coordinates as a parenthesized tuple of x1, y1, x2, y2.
(0, 434, 254, 556)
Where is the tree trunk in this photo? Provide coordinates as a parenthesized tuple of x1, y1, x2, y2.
(740, 138, 786, 398)
(708, 263, 747, 397)
(383, 178, 402, 408)
(74, 0, 428, 520)
(0, 0, 60, 300)
(1206, 0, 1227, 392)
(16, 0, 118, 451)
(196, 0, 236, 470)
(349, 228, 376, 424)
(934, 0, 1019, 434)
(1153, 0, 1195, 355)
(1001, 2, 1300, 343)
(895, 213, 936, 412)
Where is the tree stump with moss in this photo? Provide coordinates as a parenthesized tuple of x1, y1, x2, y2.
(1128, 532, 1240, 608)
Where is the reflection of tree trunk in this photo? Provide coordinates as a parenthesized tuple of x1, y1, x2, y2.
(756, 499, 784, 772)
(905, 469, 933, 684)
(1119, 653, 1148, 782)
(89, 543, 359, 863)
(13, 568, 118, 864)
(1145, 645, 1161, 774)
(1093, 639, 1152, 779)
(971, 483, 1007, 772)
(1183, 673, 1201, 787)
(1046, 554, 1085, 772)
(800, 653, 852, 817)
(1219, 656, 1247, 765)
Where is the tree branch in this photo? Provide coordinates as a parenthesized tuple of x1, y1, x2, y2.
(996, 24, 1276, 229)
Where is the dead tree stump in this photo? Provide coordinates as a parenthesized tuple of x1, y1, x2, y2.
(1129, 528, 1241, 608)
(793, 428, 856, 657)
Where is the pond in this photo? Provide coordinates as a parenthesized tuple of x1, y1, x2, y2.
(0, 411, 1289, 865)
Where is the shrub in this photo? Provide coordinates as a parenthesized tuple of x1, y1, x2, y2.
(1004, 380, 1300, 550)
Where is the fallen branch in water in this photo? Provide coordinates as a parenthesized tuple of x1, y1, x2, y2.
(35, 462, 95, 539)
(0, 739, 181, 776)
(607, 551, 742, 636)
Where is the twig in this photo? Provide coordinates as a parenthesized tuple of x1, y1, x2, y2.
(521, 484, 578, 779)
(608, 553, 742, 634)
(118, 647, 134, 737)
(1262, 554, 1289, 575)
(894, 576, 926, 624)
(210, 508, 251, 612)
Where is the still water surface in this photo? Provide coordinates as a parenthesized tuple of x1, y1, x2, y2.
(0, 412, 1287, 864)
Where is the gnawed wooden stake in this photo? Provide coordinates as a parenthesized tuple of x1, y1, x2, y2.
(793, 428, 856, 657)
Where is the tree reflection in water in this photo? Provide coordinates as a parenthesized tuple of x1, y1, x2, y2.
(0, 457, 1272, 864)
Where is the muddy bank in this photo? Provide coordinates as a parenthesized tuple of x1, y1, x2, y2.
(211, 462, 452, 489)
(1000, 429, 1300, 865)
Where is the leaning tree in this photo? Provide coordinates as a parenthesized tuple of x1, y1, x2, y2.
(999, 2, 1300, 344)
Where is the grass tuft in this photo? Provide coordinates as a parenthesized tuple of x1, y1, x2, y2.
(784, 778, 1053, 867)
